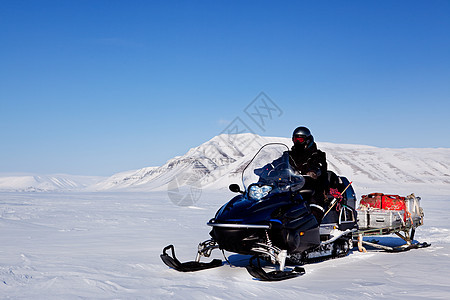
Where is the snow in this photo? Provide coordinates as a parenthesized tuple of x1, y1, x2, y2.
(1, 134, 450, 298)
(1, 188, 450, 299)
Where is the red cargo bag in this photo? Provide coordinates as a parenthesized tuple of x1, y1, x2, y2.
(360, 193, 406, 211)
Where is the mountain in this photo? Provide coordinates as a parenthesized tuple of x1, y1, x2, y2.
(93, 133, 450, 192)
(92, 133, 273, 191)
(1, 133, 448, 193)
(0, 174, 104, 192)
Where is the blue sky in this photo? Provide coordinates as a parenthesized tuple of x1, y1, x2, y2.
(1, 0, 449, 176)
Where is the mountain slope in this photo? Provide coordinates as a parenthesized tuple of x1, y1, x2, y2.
(0, 174, 104, 192)
(93, 134, 450, 192)
(320, 143, 450, 185)
(1, 133, 448, 192)
(92, 133, 270, 191)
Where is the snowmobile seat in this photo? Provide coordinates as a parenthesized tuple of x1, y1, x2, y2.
(326, 170, 340, 203)
(327, 170, 340, 189)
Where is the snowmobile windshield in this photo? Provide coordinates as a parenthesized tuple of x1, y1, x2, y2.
(242, 143, 305, 200)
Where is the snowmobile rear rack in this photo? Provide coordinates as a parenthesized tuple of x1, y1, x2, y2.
(160, 244, 222, 272)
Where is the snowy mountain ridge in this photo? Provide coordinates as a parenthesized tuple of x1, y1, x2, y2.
(93, 133, 450, 192)
(1, 133, 449, 192)
(0, 174, 104, 192)
(92, 133, 272, 191)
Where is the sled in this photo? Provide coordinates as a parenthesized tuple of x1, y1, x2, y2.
(354, 193, 430, 252)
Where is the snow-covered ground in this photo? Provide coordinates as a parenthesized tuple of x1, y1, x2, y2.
(1, 135, 449, 298)
(1, 186, 450, 299)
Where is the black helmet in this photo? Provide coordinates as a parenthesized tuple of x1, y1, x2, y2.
(292, 126, 314, 150)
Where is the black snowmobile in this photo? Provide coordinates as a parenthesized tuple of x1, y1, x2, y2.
(161, 143, 358, 281)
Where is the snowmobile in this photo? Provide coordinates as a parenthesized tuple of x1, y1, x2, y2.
(161, 143, 359, 281)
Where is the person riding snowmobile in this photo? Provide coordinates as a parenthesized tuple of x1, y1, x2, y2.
(290, 126, 328, 221)
(254, 126, 328, 221)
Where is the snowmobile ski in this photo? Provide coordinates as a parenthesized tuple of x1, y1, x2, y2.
(246, 265, 306, 281)
(245, 256, 306, 281)
(160, 245, 222, 272)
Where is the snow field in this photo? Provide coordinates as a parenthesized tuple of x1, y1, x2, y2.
(1, 188, 450, 299)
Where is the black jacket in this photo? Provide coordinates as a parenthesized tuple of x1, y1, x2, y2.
(290, 143, 328, 205)
(289, 143, 327, 179)
(254, 143, 328, 199)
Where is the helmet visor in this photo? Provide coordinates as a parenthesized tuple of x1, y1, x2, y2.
(293, 136, 306, 144)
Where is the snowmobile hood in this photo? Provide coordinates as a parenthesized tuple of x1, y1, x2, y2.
(210, 192, 292, 227)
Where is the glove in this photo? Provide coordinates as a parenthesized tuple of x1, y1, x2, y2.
(306, 171, 318, 179)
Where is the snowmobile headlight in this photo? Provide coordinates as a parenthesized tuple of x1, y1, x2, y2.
(248, 185, 272, 200)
